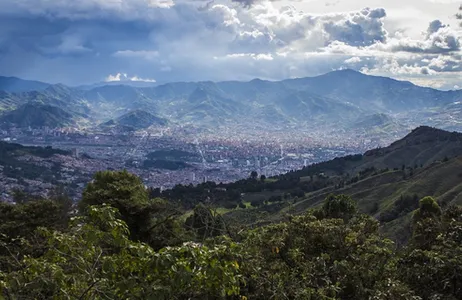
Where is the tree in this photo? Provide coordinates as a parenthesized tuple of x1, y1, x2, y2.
(0, 199, 70, 239)
(11, 188, 42, 204)
(250, 171, 258, 180)
(321, 194, 358, 222)
(185, 204, 227, 241)
(250, 196, 266, 208)
(260, 174, 266, 182)
(413, 196, 441, 223)
(1, 205, 242, 299)
(80, 170, 149, 209)
(48, 185, 73, 219)
(79, 170, 184, 249)
(80, 170, 151, 240)
(290, 188, 304, 198)
(398, 204, 462, 299)
(0, 198, 72, 272)
(411, 196, 442, 249)
(239, 211, 397, 299)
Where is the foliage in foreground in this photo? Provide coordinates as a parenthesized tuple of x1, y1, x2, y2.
(0, 205, 242, 299)
(0, 171, 461, 299)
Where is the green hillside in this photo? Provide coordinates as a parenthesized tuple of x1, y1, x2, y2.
(0, 127, 461, 299)
(282, 156, 462, 243)
(156, 126, 462, 244)
(0, 103, 75, 128)
(100, 109, 167, 131)
(2, 166, 461, 299)
(284, 126, 462, 179)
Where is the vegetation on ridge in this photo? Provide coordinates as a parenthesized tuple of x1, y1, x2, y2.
(0, 169, 461, 299)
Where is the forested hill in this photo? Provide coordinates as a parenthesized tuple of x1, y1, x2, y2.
(1, 171, 461, 299)
(155, 126, 462, 243)
(284, 125, 462, 179)
(1, 126, 462, 298)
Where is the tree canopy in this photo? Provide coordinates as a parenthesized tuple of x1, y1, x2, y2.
(0, 170, 461, 299)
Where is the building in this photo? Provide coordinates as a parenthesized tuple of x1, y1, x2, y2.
(71, 148, 79, 158)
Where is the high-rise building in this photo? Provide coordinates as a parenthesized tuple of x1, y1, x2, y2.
(232, 159, 239, 167)
(71, 148, 79, 158)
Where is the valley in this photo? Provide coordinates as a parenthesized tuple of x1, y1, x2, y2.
(3, 1, 462, 298)
(2, 122, 462, 247)
(1, 70, 462, 204)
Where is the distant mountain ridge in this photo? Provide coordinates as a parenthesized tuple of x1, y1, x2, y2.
(0, 76, 50, 93)
(0, 69, 462, 131)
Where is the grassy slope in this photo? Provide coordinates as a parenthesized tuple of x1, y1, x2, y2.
(277, 157, 462, 242)
(298, 157, 462, 209)
(222, 128, 462, 242)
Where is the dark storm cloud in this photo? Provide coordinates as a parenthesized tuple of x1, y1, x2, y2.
(323, 8, 387, 46)
(427, 20, 446, 37)
(0, 1, 214, 84)
(0, 0, 460, 88)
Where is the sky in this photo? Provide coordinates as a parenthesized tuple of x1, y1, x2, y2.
(0, 0, 461, 89)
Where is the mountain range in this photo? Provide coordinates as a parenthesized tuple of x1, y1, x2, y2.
(0, 76, 50, 93)
(0, 69, 461, 133)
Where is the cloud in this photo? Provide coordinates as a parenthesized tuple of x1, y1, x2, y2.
(113, 50, 160, 60)
(388, 20, 460, 54)
(105, 73, 156, 82)
(344, 56, 362, 64)
(0, 0, 175, 21)
(231, 0, 258, 7)
(427, 20, 446, 37)
(230, 0, 289, 7)
(323, 8, 387, 46)
(0, 0, 461, 90)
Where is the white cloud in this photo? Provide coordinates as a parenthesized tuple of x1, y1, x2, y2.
(222, 52, 274, 60)
(105, 73, 156, 82)
(0, 0, 461, 88)
(130, 75, 157, 82)
(388, 23, 460, 54)
(344, 56, 362, 64)
(105, 73, 126, 82)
